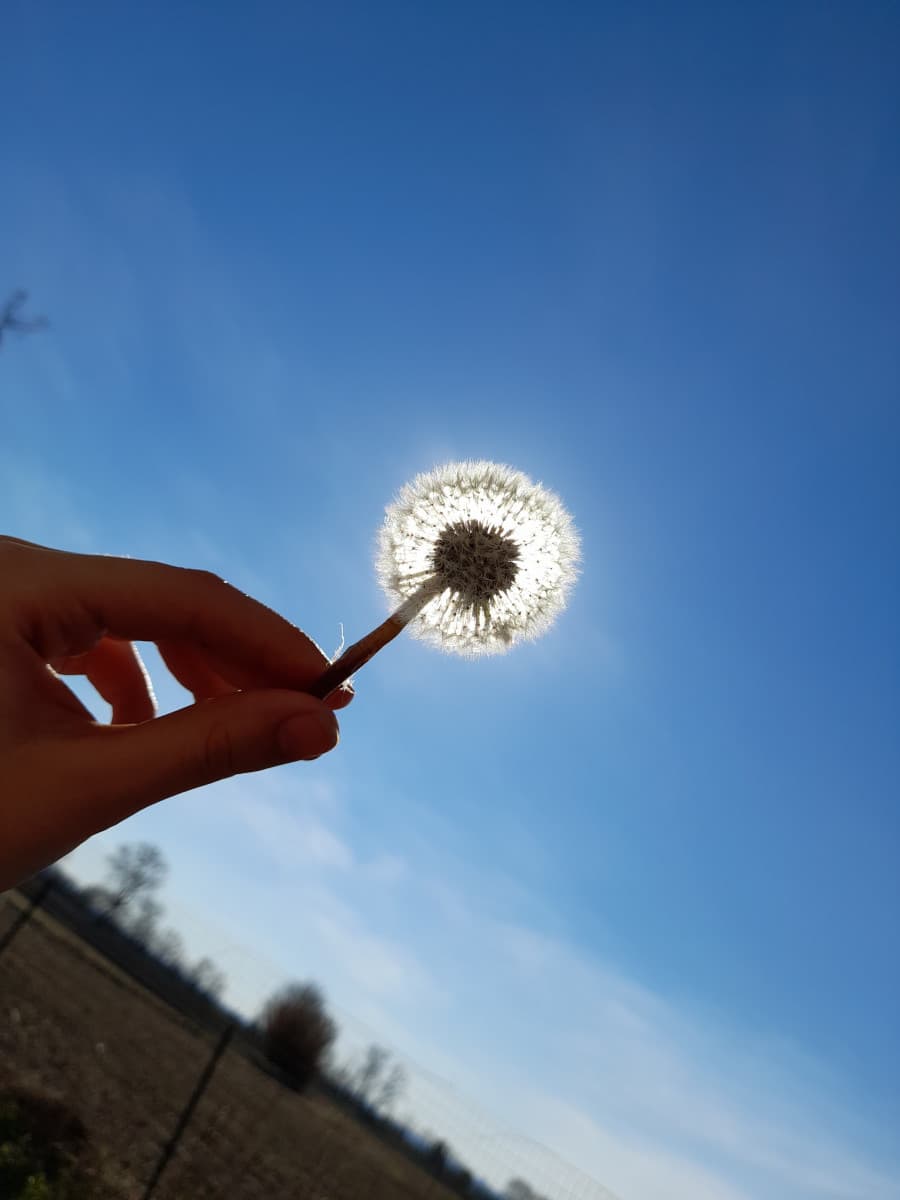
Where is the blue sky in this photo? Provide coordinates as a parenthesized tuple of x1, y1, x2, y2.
(2, 2, 899, 1198)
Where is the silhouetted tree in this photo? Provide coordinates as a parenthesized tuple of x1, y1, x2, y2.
(0, 289, 47, 347)
(101, 843, 167, 919)
(187, 956, 227, 1000)
(124, 895, 163, 947)
(427, 1138, 449, 1177)
(506, 1180, 550, 1200)
(377, 1061, 407, 1112)
(341, 1043, 407, 1112)
(151, 927, 185, 969)
(451, 1164, 473, 1193)
(80, 884, 116, 913)
(355, 1044, 389, 1101)
(260, 982, 336, 1090)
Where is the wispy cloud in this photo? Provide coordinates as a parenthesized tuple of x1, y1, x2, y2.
(517, 1096, 753, 1200)
(305, 890, 435, 1003)
(481, 920, 900, 1200)
(61, 759, 899, 1200)
(195, 774, 900, 1200)
(179, 774, 900, 1200)
(11, 160, 895, 1200)
(0, 448, 96, 553)
(226, 786, 354, 871)
(363, 852, 409, 885)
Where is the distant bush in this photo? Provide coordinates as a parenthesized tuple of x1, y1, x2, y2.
(0, 1088, 88, 1199)
(506, 1180, 551, 1200)
(259, 982, 336, 1090)
(186, 956, 227, 1001)
(427, 1138, 449, 1176)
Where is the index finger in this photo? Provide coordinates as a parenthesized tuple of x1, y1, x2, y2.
(19, 544, 350, 701)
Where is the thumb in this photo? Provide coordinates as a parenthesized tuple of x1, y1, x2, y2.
(75, 689, 340, 818)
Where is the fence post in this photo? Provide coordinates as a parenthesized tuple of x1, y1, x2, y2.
(0, 878, 52, 959)
(142, 1021, 235, 1200)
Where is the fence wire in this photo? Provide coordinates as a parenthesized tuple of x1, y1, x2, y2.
(0, 884, 616, 1200)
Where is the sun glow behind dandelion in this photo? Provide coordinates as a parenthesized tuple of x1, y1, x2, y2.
(377, 461, 581, 656)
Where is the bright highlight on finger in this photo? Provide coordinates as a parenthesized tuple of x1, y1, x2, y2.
(55, 637, 157, 724)
(55, 553, 337, 693)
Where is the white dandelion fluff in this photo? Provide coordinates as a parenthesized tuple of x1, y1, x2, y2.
(310, 461, 580, 698)
(377, 461, 580, 656)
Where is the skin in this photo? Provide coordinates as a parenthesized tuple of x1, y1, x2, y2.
(0, 536, 352, 892)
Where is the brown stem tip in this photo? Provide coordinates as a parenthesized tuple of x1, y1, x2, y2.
(308, 588, 433, 700)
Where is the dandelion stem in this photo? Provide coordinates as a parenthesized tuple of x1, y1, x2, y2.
(308, 586, 435, 700)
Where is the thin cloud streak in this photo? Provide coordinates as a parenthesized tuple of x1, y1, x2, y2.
(227, 789, 354, 871)
(7, 165, 896, 1200)
(483, 920, 900, 1200)
(205, 772, 900, 1200)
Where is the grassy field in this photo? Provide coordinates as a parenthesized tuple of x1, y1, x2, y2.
(0, 895, 457, 1200)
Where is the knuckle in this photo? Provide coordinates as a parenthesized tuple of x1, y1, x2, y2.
(201, 721, 237, 780)
(0, 539, 103, 656)
(0, 536, 29, 567)
(179, 569, 231, 643)
(187, 567, 226, 591)
(41, 603, 105, 659)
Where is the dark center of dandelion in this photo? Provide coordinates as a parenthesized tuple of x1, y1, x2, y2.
(430, 519, 521, 603)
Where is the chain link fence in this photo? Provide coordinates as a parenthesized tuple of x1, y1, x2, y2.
(0, 880, 616, 1200)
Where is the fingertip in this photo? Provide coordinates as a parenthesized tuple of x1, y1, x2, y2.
(326, 681, 355, 711)
(277, 702, 340, 761)
(112, 691, 157, 725)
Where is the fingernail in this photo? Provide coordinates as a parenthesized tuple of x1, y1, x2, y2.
(278, 709, 339, 761)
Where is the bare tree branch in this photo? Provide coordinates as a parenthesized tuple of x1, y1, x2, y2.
(0, 289, 48, 347)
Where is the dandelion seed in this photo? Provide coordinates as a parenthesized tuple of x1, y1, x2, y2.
(310, 461, 580, 698)
(377, 461, 580, 656)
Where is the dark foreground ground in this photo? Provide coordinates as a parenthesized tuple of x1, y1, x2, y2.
(0, 894, 457, 1199)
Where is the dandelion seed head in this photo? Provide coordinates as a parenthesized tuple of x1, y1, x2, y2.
(430, 519, 521, 603)
(377, 460, 580, 656)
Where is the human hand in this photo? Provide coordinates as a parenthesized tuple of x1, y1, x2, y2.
(0, 536, 352, 891)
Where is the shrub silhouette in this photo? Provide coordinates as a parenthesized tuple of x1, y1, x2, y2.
(427, 1138, 449, 1176)
(0, 1088, 89, 1198)
(260, 982, 336, 1090)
